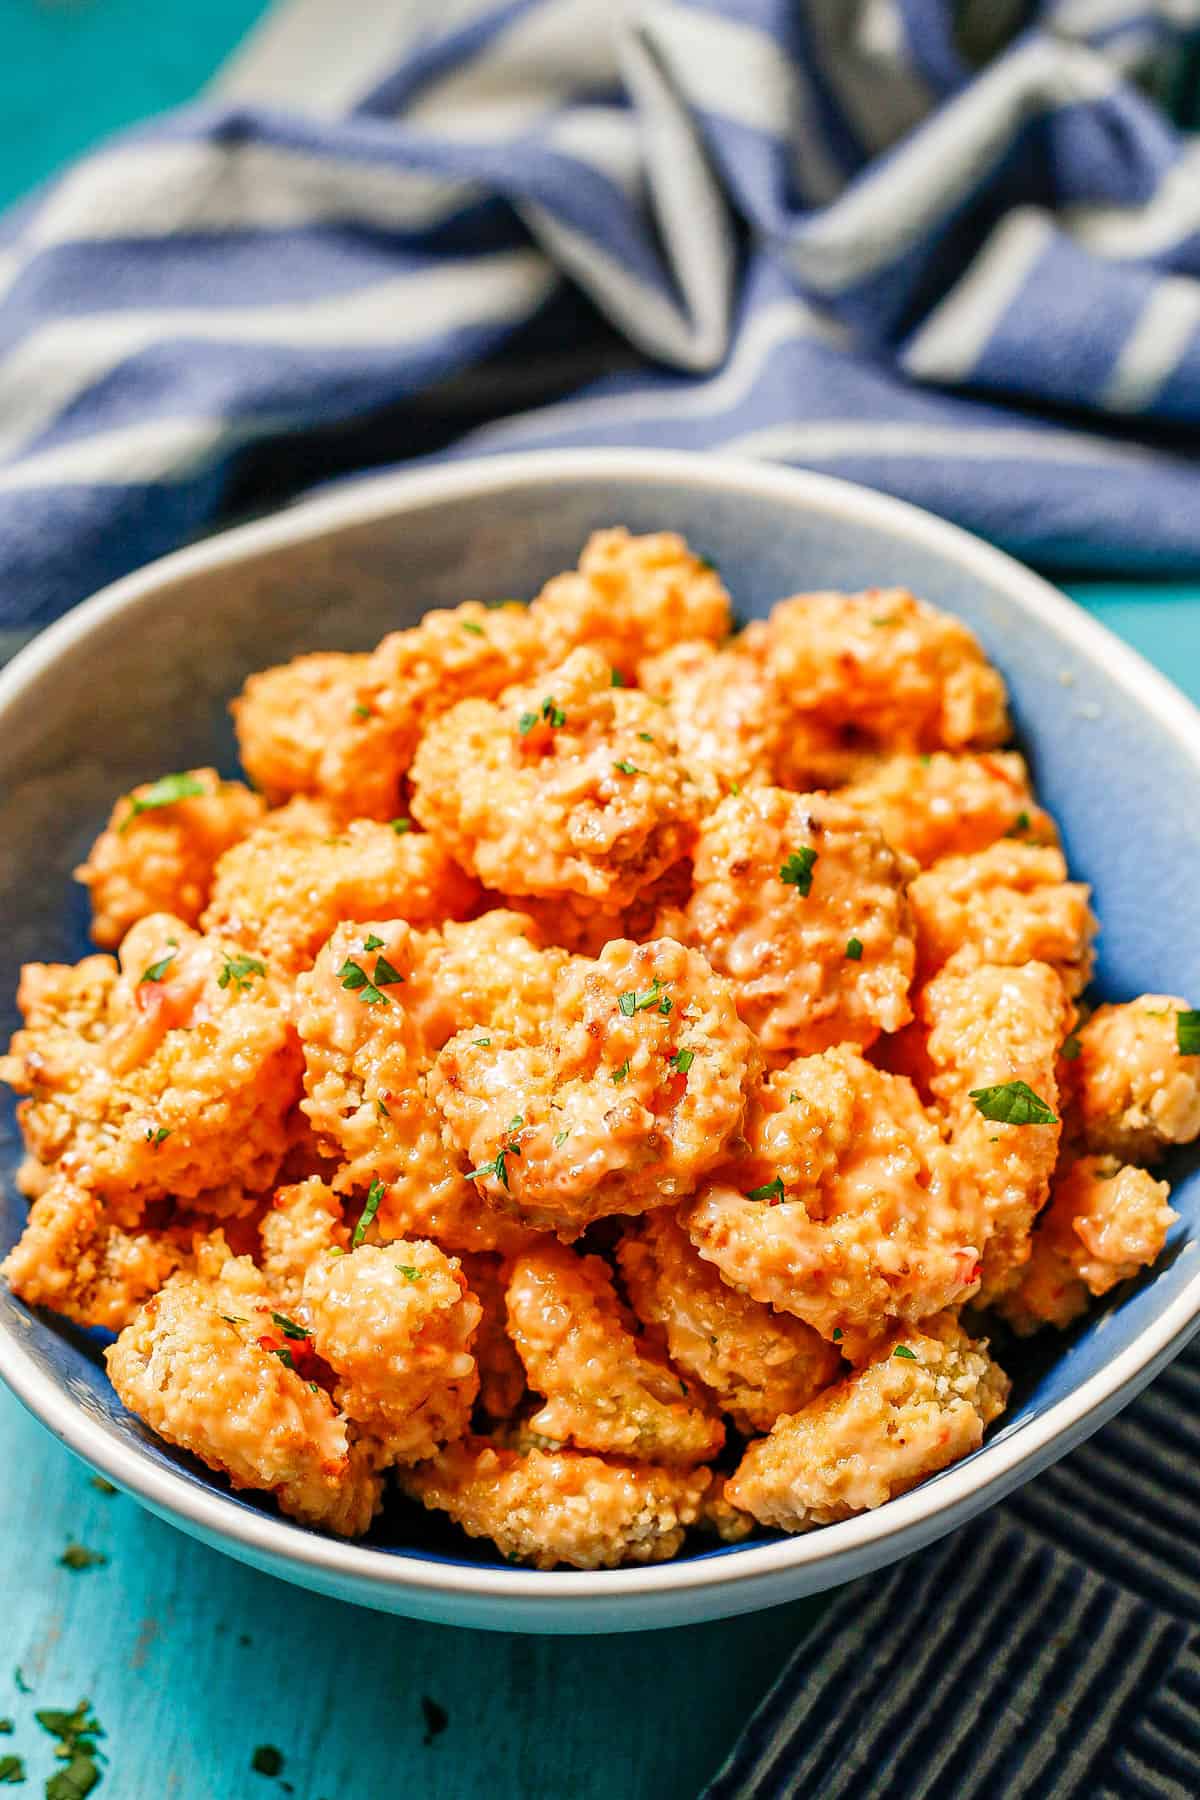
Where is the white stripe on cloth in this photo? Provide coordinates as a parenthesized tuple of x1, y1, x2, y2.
(1064, 142, 1200, 258)
(1103, 276, 1200, 410)
(722, 419, 1172, 469)
(902, 208, 1057, 383)
(209, 0, 435, 113)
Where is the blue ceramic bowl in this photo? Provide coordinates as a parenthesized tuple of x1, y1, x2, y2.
(2, 450, 1199, 1634)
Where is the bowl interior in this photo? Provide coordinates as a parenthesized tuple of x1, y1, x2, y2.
(3, 457, 1199, 1579)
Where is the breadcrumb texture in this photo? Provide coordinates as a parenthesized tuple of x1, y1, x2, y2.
(532, 527, 731, 673)
(1072, 997, 1200, 1164)
(909, 841, 1094, 994)
(727, 1316, 1009, 1531)
(838, 752, 1049, 868)
(2, 1178, 189, 1331)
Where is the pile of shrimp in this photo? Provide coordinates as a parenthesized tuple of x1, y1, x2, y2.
(3, 528, 1193, 1569)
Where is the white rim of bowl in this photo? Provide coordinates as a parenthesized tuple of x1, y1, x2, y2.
(3, 446, 1200, 1605)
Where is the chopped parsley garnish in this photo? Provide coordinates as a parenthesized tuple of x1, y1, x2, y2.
(518, 711, 538, 736)
(541, 698, 566, 728)
(780, 847, 818, 896)
(1060, 1034, 1082, 1061)
(507, 1115, 525, 1132)
(611, 1059, 631, 1086)
(143, 1126, 170, 1147)
(263, 1343, 296, 1372)
(218, 952, 266, 992)
(89, 1478, 117, 1497)
(467, 1145, 519, 1188)
(1177, 1011, 1200, 1056)
(372, 954, 404, 987)
(376, 1097, 391, 1119)
(870, 613, 898, 627)
(252, 1745, 284, 1777)
(918, 753, 933, 766)
(353, 702, 372, 719)
(0, 1722, 12, 1735)
(893, 1345, 918, 1361)
(747, 1176, 785, 1203)
(363, 933, 385, 951)
(610, 668, 625, 687)
(391, 817, 413, 835)
(270, 1313, 311, 1341)
(461, 621, 485, 636)
(729, 781, 742, 796)
(553, 1130, 570, 1147)
(1006, 810, 1031, 836)
(0, 1756, 22, 1785)
(969, 1081, 1058, 1126)
(58, 1545, 107, 1573)
(669, 1048, 694, 1075)
(336, 958, 390, 1006)
(678, 1379, 689, 1397)
(637, 732, 654, 743)
(696, 555, 719, 574)
(35, 1700, 104, 1800)
(473, 1037, 491, 1048)
(352, 1179, 386, 1248)
(119, 771, 205, 832)
(788, 1090, 801, 1103)
(220, 1315, 246, 1327)
(138, 944, 178, 984)
(845, 937, 863, 961)
(618, 979, 672, 1017)
(612, 760, 642, 777)
(832, 1329, 843, 1342)
(395, 1265, 422, 1283)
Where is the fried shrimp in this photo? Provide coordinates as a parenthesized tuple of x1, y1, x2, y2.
(921, 953, 1070, 1303)
(429, 935, 759, 1235)
(750, 587, 1009, 751)
(909, 841, 1095, 993)
(683, 788, 916, 1057)
(681, 1048, 981, 1345)
(106, 1244, 382, 1535)
(726, 1316, 1009, 1531)
(457, 1252, 527, 1423)
(1070, 996, 1200, 1164)
(531, 528, 731, 674)
(838, 752, 1051, 867)
(76, 768, 264, 949)
(400, 1437, 710, 1569)
(202, 798, 477, 974)
(1, 1177, 189, 1331)
(302, 1241, 481, 1466)
(410, 647, 698, 908)
(257, 1177, 348, 1311)
(1, 916, 300, 1216)
(617, 1210, 842, 1433)
(638, 640, 783, 800)
(231, 651, 371, 805)
(505, 1241, 724, 1465)
(994, 1156, 1177, 1335)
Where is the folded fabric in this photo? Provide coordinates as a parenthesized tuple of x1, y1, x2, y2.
(4, 0, 1200, 627)
(704, 1333, 1200, 1800)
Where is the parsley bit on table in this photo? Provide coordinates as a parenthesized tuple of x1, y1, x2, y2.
(58, 1545, 107, 1573)
(968, 1080, 1058, 1126)
(35, 1699, 105, 1800)
(0, 1755, 22, 1785)
(780, 847, 818, 896)
(119, 771, 205, 833)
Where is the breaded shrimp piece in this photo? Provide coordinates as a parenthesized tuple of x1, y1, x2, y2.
(531, 528, 731, 674)
(617, 1211, 841, 1434)
(410, 647, 698, 908)
(518, 862, 696, 958)
(302, 1241, 481, 1467)
(726, 1316, 1009, 1531)
(838, 752, 1052, 867)
(683, 788, 916, 1057)
(2, 916, 301, 1217)
(75, 768, 264, 948)
(399, 1436, 710, 1569)
(399, 909, 573, 1057)
(106, 1251, 381, 1535)
(430, 936, 759, 1236)
(994, 1157, 1177, 1335)
(505, 1241, 724, 1465)
(458, 1252, 528, 1423)
(750, 588, 1009, 751)
(258, 1177, 348, 1312)
(202, 798, 477, 973)
(231, 651, 370, 805)
(922, 954, 1070, 1302)
(681, 1048, 981, 1345)
(637, 640, 783, 800)
(2, 1178, 186, 1332)
(909, 841, 1095, 994)
(697, 1473, 756, 1543)
(1071, 996, 1200, 1164)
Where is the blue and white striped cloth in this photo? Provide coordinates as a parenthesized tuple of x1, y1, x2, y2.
(4, 0, 1200, 629)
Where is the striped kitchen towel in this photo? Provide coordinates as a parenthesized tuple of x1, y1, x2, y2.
(5, 0, 1200, 629)
(704, 1334, 1200, 1799)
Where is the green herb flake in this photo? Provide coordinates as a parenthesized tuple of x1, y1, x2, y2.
(89, 1479, 116, 1497)
(845, 937, 864, 961)
(1006, 810, 1031, 836)
(372, 954, 405, 987)
(220, 1315, 246, 1327)
(870, 614, 898, 627)
(352, 1178, 386, 1248)
(832, 1329, 843, 1343)
(473, 1037, 491, 1048)
(541, 697, 566, 729)
(0, 1724, 10, 1737)
(893, 1345, 918, 1361)
(518, 711, 539, 736)
(138, 945, 178, 984)
(58, 1545, 107, 1573)
(669, 1048, 695, 1075)
(35, 1700, 104, 1800)
(1177, 1011, 1200, 1056)
(466, 1148, 516, 1189)
(611, 1059, 631, 1086)
(613, 760, 642, 776)
(376, 1097, 391, 1119)
(618, 978, 670, 1017)
(251, 1745, 284, 1778)
(336, 958, 389, 1006)
(143, 1126, 170, 1148)
(968, 1081, 1058, 1126)
(678, 1379, 689, 1397)
(746, 1176, 785, 1203)
(396, 1266, 422, 1283)
(0, 1756, 22, 1785)
(696, 555, 719, 574)
(610, 668, 625, 687)
(119, 771, 206, 832)
(637, 732, 654, 744)
(363, 933, 385, 951)
(780, 847, 818, 896)
(218, 952, 266, 992)
(353, 702, 372, 719)
(553, 1130, 570, 1148)
(390, 817, 413, 835)
(461, 621, 485, 636)
(507, 1115, 525, 1132)
(788, 1090, 801, 1103)
(1060, 1034, 1082, 1061)
(270, 1312, 311, 1342)
(267, 1344, 296, 1373)
(918, 753, 933, 766)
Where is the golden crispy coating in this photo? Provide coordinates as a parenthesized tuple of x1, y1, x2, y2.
(638, 640, 783, 801)
(2, 1178, 187, 1331)
(399, 1436, 710, 1569)
(1071, 997, 1200, 1164)
(399, 909, 573, 1057)
(994, 1156, 1176, 1335)
(231, 651, 370, 805)
(922, 954, 1070, 1303)
(2, 916, 301, 1217)
(202, 798, 477, 974)
(258, 1177, 347, 1311)
(681, 1048, 981, 1345)
(106, 1249, 382, 1535)
(726, 1316, 1009, 1531)
(430, 936, 759, 1235)
(505, 1241, 724, 1465)
(909, 842, 1095, 994)
(458, 1252, 528, 1423)
(683, 788, 916, 1058)
(410, 647, 698, 908)
(301, 1241, 480, 1467)
(532, 528, 731, 674)
(617, 1210, 841, 1434)
(697, 1473, 756, 1543)
(751, 588, 1009, 752)
(75, 768, 264, 949)
(839, 752, 1051, 868)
